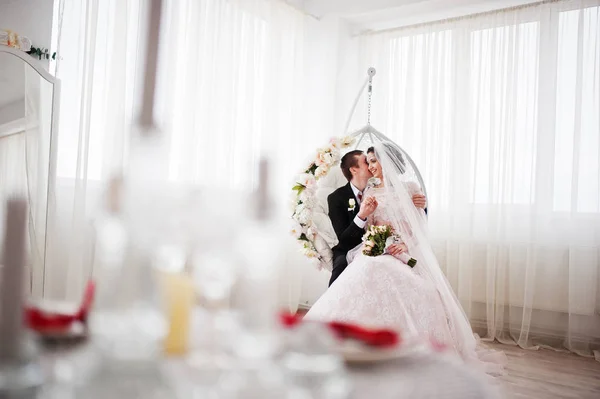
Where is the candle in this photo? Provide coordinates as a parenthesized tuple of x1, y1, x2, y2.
(161, 271, 194, 356)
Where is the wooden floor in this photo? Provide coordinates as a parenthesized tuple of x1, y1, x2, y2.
(488, 342, 600, 398)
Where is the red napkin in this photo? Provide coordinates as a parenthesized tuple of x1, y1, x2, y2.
(280, 312, 400, 348)
(25, 280, 95, 332)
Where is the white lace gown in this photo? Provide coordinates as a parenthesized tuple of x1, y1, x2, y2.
(305, 186, 507, 376)
(305, 186, 456, 347)
(305, 250, 456, 345)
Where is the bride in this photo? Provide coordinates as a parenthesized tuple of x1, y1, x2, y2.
(305, 142, 506, 375)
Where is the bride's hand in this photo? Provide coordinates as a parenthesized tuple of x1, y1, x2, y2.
(358, 197, 378, 219)
(387, 243, 407, 256)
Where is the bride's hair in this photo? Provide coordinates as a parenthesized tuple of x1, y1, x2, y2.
(367, 143, 406, 174)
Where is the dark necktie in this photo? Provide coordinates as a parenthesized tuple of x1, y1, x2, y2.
(357, 192, 363, 202)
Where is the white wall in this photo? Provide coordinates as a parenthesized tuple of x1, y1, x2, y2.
(0, 0, 54, 124)
(302, 16, 341, 141)
(0, 99, 24, 126)
(0, 0, 55, 50)
(333, 21, 363, 135)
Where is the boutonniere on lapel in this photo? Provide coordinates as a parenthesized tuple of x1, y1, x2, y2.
(348, 198, 356, 212)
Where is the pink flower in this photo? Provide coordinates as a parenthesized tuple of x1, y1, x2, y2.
(315, 165, 329, 178)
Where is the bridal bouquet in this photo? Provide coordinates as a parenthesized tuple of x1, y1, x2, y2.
(362, 225, 417, 267)
(362, 225, 395, 257)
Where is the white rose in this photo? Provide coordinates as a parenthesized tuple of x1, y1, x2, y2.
(331, 149, 342, 165)
(315, 148, 338, 166)
(340, 136, 355, 147)
(302, 195, 317, 209)
(298, 189, 309, 202)
(329, 137, 341, 149)
(291, 220, 303, 239)
(315, 150, 329, 166)
(307, 249, 318, 258)
(302, 243, 319, 258)
(298, 210, 311, 224)
(294, 204, 312, 225)
(307, 226, 318, 240)
(323, 151, 337, 166)
(296, 173, 316, 190)
(298, 193, 317, 209)
(315, 165, 329, 178)
(299, 187, 317, 206)
(348, 198, 356, 208)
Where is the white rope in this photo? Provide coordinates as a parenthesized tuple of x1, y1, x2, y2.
(342, 67, 377, 137)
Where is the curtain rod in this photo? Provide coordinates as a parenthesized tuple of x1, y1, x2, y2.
(357, 0, 569, 36)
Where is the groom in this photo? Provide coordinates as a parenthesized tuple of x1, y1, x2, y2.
(327, 150, 427, 287)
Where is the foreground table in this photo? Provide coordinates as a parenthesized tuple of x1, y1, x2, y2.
(347, 351, 500, 398)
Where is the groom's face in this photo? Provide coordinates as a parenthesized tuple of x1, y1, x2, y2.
(352, 153, 373, 184)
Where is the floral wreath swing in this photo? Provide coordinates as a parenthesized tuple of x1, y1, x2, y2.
(290, 68, 428, 272)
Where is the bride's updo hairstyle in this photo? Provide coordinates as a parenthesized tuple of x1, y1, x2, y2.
(367, 142, 406, 174)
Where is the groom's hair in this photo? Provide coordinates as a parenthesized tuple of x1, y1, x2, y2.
(340, 150, 363, 182)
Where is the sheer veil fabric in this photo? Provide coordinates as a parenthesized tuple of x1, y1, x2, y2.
(371, 141, 507, 374)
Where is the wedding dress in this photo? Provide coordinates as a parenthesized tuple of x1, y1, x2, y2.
(305, 142, 506, 375)
(305, 187, 456, 347)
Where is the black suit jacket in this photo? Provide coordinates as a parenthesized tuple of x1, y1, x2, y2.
(327, 183, 365, 258)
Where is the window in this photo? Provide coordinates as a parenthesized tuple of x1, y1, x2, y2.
(386, 30, 453, 209)
(553, 7, 600, 213)
(469, 22, 539, 205)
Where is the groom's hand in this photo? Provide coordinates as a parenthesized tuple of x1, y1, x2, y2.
(357, 197, 378, 220)
(412, 194, 426, 209)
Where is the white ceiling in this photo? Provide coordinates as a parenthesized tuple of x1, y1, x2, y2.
(291, 0, 540, 33)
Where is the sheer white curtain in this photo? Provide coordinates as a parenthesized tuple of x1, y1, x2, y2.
(49, 0, 308, 311)
(358, 0, 600, 359)
(160, 0, 305, 195)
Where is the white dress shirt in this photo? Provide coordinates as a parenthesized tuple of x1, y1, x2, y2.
(350, 183, 367, 229)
